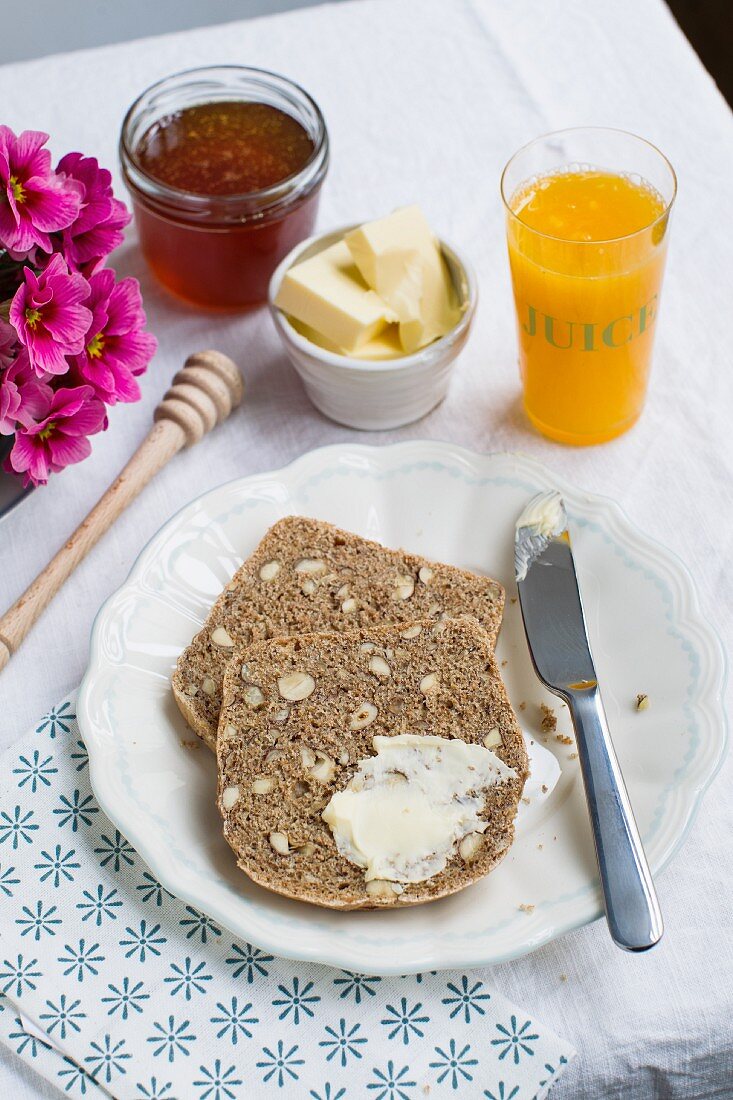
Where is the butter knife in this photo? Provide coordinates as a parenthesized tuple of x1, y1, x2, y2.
(515, 491, 663, 952)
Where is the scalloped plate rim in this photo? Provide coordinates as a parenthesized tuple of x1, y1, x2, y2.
(78, 441, 728, 973)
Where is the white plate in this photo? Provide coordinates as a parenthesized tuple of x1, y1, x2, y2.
(78, 442, 727, 974)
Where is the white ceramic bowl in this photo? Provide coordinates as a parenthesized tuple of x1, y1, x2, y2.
(268, 226, 477, 430)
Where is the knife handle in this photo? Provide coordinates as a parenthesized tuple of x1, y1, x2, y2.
(565, 686, 663, 951)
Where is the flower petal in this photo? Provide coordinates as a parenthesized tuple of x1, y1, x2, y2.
(22, 174, 82, 233)
(104, 276, 144, 335)
(8, 430, 50, 484)
(48, 431, 92, 468)
(43, 301, 93, 352)
(103, 329, 157, 379)
(47, 385, 94, 419)
(9, 129, 52, 177)
(51, 387, 107, 436)
(25, 332, 71, 376)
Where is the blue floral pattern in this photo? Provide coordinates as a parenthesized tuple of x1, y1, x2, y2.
(0, 806, 38, 848)
(273, 976, 321, 1023)
(13, 750, 57, 793)
(0, 695, 575, 1097)
(85, 1033, 131, 1083)
(77, 884, 122, 925)
(320, 1017, 368, 1065)
(0, 954, 42, 997)
(34, 844, 80, 886)
(224, 941, 273, 981)
(430, 1038, 479, 1088)
(94, 829, 135, 872)
(57, 939, 105, 982)
(40, 994, 86, 1039)
(15, 900, 62, 940)
(491, 1016, 540, 1064)
(165, 957, 213, 1000)
(367, 1059, 416, 1099)
(102, 977, 149, 1019)
(35, 701, 75, 738)
(194, 1059, 242, 1100)
(211, 997, 258, 1044)
(380, 998, 429, 1044)
(257, 1039, 305, 1086)
(442, 974, 492, 1022)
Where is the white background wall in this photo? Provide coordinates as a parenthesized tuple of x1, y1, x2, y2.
(0, 0, 343, 64)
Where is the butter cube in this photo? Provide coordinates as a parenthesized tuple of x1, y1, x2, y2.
(345, 206, 461, 353)
(274, 240, 395, 352)
(290, 318, 406, 361)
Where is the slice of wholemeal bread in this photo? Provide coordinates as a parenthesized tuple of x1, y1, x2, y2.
(217, 618, 527, 909)
(173, 516, 505, 751)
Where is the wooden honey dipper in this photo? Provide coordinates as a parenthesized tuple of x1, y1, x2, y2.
(0, 350, 244, 672)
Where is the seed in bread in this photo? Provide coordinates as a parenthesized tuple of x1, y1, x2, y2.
(216, 617, 528, 909)
(173, 516, 505, 750)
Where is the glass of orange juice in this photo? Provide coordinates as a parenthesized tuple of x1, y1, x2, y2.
(501, 127, 676, 444)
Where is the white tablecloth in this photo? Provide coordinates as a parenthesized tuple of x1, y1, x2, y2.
(0, 0, 731, 1096)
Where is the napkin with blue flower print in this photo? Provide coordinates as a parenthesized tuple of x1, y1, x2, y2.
(0, 696, 575, 1099)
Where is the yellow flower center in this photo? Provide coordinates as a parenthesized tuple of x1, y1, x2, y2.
(87, 333, 105, 359)
(25, 308, 42, 329)
(38, 421, 56, 441)
(9, 175, 26, 204)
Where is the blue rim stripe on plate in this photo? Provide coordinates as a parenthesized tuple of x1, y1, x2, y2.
(77, 442, 728, 973)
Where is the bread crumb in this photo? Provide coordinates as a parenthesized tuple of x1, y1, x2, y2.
(521, 796, 530, 804)
(540, 703, 557, 733)
(636, 693, 649, 711)
(519, 701, 526, 711)
(510, 597, 517, 604)
(569, 752, 578, 760)
(519, 903, 535, 913)
(541, 784, 548, 794)
(537, 843, 543, 850)
(556, 733, 573, 745)
(501, 659, 508, 667)
(179, 738, 200, 750)
(560, 973, 568, 982)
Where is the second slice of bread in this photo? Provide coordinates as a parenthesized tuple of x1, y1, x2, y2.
(173, 516, 505, 750)
(217, 617, 527, 909)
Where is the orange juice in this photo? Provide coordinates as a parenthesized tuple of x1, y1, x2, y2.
(506, 167, 671, 444)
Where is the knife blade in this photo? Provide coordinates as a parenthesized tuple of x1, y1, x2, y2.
(515, 490, 663, 952)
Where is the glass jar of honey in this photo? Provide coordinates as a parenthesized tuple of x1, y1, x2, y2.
(120, 66, 329, 309)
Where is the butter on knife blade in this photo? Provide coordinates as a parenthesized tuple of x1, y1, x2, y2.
(514, 490, 567, 582)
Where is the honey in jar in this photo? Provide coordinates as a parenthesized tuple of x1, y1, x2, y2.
(120, 67, 329, 309)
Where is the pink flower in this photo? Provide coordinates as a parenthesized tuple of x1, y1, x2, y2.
(72, 267, 156, 404)
(5, 384, 106, 486)
(0, 317, 16, 371)
(0, 127, 82, 254)
(0, 350, 53, 434)
(9, 252, 92, 376)
(56, 152, 131, 271)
